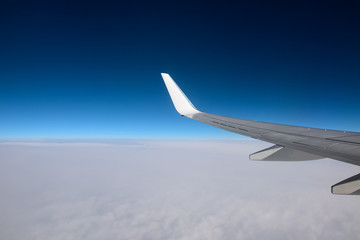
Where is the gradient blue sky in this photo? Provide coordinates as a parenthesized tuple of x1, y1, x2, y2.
(1, 0, 359, 138)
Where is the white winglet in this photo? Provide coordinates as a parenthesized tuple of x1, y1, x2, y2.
(161, 73, 200, 116)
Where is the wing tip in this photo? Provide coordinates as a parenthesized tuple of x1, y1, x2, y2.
(161, 73, 200, 116)
(161, 73, 169, 77)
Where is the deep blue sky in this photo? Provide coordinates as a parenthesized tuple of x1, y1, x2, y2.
(1, 0, 359, 138)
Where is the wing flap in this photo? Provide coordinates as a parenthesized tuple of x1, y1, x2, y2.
(250, 145, 323, 161)
(332, 173, 360, 195)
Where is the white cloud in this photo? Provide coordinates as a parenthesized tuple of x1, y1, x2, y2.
(0, 139, 359, 240)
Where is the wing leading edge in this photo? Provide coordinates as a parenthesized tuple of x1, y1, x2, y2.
(161, 73, 360, 195)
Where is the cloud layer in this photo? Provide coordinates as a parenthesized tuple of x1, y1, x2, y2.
(0, 139, 359, 240)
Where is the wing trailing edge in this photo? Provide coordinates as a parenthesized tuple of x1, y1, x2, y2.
(332, 173, 360, 195)
(250, 145, 323, 161)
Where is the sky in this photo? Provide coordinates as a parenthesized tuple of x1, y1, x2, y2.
(1, 0, 359, 138)
(1, 139, 360, 240)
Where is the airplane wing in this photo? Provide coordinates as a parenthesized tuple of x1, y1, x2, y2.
(161, 73, 360, 195)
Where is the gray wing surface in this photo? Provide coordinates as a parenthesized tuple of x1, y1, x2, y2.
(161, 73, 360, 195)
